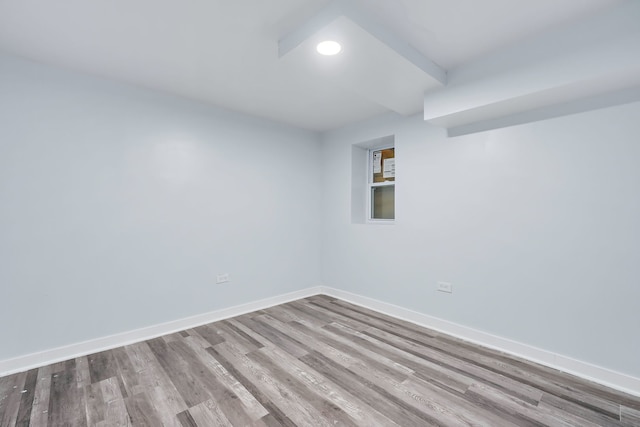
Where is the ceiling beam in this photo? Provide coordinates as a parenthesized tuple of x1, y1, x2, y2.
(278, 0, 447, 86)
(447, 86, 640, 137)
(425, 1, 640, 135)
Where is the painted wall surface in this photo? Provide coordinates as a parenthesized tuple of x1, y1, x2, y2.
(0, 54, 321, 360)
(320, 103, 640, 378)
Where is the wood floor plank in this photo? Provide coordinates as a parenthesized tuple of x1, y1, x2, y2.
(222, 319, 266, 350)
(307, 343, 476, 427)
(346, 310, 623, 420)
(262, 343, 402, 427)
(213, 341, 337, 427)
(112, 347, 141, 397)
(183, 328, 217, 349)
(176, 409, 199, 427)
(540, 392, 625, 427)
(205, 346, 298, 427)
(0, 371, 27, 427)
(311, 299, 439, 341)
(622, 406, 640, 427)
(284, 321, 368, 370)
(299, 351, 442, 426)
(122, 342, 156, 373)
(461, 383, 544, 427)
(1, 295, 638, 427)
(292, 301, 368, 332)
(326, 322, 491, 394)
(96, 377, 129, 426)
(420, 334, 623, 419)
(225, 318, 272, 349)
(74, 356, 91, 389)
(84, 381, 106, 426)
(15, 369, 38, 426)
(259, 413, 287, 427)
(146, 337, 209, 408)
(192, 323, 225, 347)
(188, 399, 234, 427)
(400, 375, 522, 427)
(183, 336, 268, 421)
(247, 347, 361, 427)
(281, 302, 331, 329)
(465, 381, 589, 427)
(124, 391, 163, 427)
(143, 386, 183, 427)
(354, 321, 546, 405)
(27, 365, 53, 427)
(48, 360, 87, 427)
(265, 304, 301, 324)
(329, 299, 440, 338)
(235, 315, 308, 358)
(87, 351, 118, 385)
(261, 314, 415, 382)
(168, 338, 261, 427)
(124, 342, 189, 417)
(211, 320, 264, 354)
(249, 351, 359, 426)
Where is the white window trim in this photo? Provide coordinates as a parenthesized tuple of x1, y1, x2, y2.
(367, 145, 395, 223)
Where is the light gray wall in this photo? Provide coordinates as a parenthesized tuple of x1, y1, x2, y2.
(320, 103, 640, 378)
(3, 51, 639, 380)
(0, 54, 321, 360)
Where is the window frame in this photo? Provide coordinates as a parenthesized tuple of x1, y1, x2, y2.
(367, 145, 395, 223)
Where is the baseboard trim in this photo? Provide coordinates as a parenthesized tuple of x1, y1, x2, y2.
(4, 285, 639, 397)
(0, 286, 322, 377)
(320, 286, 640, 397)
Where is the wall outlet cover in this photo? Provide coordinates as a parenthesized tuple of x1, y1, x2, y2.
(216, 273, 230, 284)
(437, 281, 452, 293)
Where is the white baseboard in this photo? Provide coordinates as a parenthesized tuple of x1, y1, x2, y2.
(0, 286, 322, 377)
(320, 286, 640, 397)
(3, 285, 639, 398)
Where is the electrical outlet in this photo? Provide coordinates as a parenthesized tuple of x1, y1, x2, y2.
(216, 273, 230, 284)
(437, 281, 452, 293)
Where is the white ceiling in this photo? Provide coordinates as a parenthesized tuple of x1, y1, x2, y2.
(0, 0, 623, 131)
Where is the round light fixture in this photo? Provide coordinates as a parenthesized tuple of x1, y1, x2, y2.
(316, 40, 342, 56)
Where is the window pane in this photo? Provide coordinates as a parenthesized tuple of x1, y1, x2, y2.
(372, 148, 395, 183)
(372, 185, 395, 219)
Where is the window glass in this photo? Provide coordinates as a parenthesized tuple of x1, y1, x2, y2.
(371, 148, 395, 183)
(371, 186, 395, 219)
(369, 147, 395, 221)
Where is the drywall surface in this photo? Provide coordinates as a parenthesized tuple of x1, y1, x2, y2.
(0, 54, 321, 360)
(320, 104, 640, 378)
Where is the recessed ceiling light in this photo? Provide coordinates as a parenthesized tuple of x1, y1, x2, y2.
(316, 40, 342, 56)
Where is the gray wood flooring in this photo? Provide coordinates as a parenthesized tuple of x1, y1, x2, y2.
(1, 295, 639, 426)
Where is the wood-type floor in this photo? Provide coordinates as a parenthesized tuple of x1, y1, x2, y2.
(1, 295, 639, 426)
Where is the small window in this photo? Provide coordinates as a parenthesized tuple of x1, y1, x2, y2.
(368, 147, 395, 221)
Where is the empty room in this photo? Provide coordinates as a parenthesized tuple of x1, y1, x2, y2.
(1, 0, 639, 426)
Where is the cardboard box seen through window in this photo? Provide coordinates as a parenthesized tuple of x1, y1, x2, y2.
(372, 148, 395, 183)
